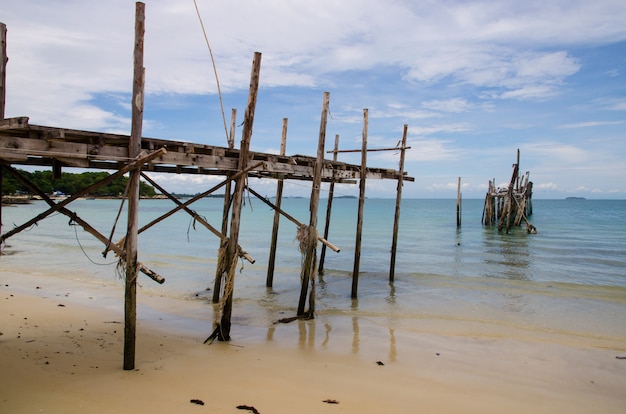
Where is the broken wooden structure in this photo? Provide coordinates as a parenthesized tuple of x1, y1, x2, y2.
(481, 149, 534, 233)
(0, 4, 414, 369)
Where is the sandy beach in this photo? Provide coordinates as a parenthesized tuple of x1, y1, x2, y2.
(1, 270, 625, 414)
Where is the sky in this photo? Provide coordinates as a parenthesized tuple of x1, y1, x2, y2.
(2, 0, 625, 199)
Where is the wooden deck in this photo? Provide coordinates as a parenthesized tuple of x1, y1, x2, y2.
(0, 117, 413, 184)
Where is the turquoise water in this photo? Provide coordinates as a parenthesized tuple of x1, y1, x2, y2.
(2, 197, 625, 343)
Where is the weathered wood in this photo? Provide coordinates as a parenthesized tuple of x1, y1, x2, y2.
(456, 176, 462, 227)
(351, 109, 368, 299)
(124, 1, 145, 371)
(3, 164, 165, 283)
(246, 186, 339, 253)
(266, 118, 288, 288)
(214, 109, 238, 302)
(0, 148, 165, 244)
(319, 134, 340, 274)
(210, 51, 262, 342)
(297, 92, 329, 317)
(327, 146, 412, 154)
(389, 124, 408, 282)
(484, 149, 533, 233)
(0, 119, 413, 183)
(1, 23, 6, 119)
(0, 164, 3, 241)
(139, 172, 254, 264)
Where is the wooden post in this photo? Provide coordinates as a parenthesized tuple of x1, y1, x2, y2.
(124, 1, 145, 371)
(0, 22, 4, 236)
(318, 134, 340, 274)
(0, 22, 7, 119)
(456, 176, 462, 227)
(297, 92, 329, 317)
(389, 124, 408, 282)
(213, 108, 237, 303)
(211, 52, 261, 342)
(351, 109, 368, 299)
(266, 117, 288, 287)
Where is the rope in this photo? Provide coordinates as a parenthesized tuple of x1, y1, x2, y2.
(193, 0, 230, 146)
(71, 222, 117, 266)
(103, 178, 130, 257)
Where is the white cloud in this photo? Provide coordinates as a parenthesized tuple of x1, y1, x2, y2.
(559, 121, 625, 129)
(2, 0, 626, 198)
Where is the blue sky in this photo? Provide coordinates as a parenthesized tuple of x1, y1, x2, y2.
(2, 0, 625, 199)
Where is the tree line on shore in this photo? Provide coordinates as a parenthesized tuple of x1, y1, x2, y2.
(1, 168, 157, 197)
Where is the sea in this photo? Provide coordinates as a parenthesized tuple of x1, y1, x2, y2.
(1, 197, 625, 347)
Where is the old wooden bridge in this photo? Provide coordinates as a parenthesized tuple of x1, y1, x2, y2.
(0, 4, 413, 370)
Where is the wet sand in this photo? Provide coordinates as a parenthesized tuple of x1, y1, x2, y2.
(1, 270, 625, 414)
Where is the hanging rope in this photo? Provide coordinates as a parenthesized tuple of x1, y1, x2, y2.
(103, 178, 131, 258)
(193, 0, 230, 146)
(70, 222, 117, 266)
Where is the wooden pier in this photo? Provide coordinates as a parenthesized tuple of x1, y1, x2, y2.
(0, 4, 414, 369)
(482, 149, 534, 233)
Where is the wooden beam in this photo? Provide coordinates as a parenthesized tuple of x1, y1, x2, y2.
(2, 164, 165, 284)
(0, 148, 165, 244)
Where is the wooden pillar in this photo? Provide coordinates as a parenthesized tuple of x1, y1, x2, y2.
(456, 176, 462, 227)
(318, 134, 340, 274)
(0, 23, 5, 238)
(213, 108, 237, 303)
(124, 1, 145, 371)
(351, 109, 368, 299)
(215, 52, 262, 341)
(1, 22, 7, 119)
(266, 117, 288, 287)
(297, 92, 329, 317)
(389, 124, 407, 282)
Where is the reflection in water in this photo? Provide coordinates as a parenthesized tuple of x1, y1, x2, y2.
(321, 323, 331, 348)
(352, 317, 360, 354)
(388, 328, 397, 362)
(386, 283, 396, 305)
(281, 314, 398, 362)
(482, 227, 531, 281)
